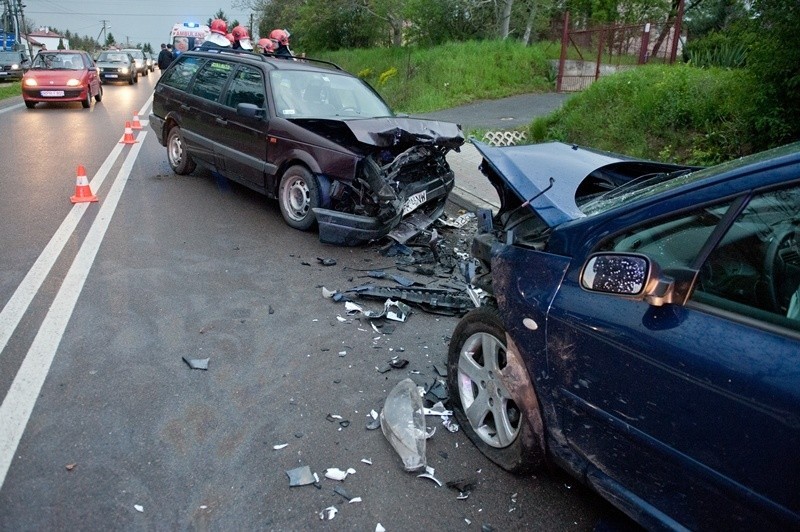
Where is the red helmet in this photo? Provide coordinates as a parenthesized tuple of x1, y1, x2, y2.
(231, 25, 250, 41)
(258, 38, 276, 53)
(225, 33, 234, 44)
(269, 29, 290, 46)
(209, 19, 227, 35)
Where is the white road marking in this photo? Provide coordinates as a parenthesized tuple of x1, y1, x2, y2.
(0, 131, 148, 489)
(0, 102, 24, 115)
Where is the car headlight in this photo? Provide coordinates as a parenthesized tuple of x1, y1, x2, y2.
(121, 67, 129, 74)
(24, 78, 37, 87)
(11, 63, 19, 70)
(66, 79, 80, 87)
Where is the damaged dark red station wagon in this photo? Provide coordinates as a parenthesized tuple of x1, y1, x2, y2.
(149, 49, 464, 245)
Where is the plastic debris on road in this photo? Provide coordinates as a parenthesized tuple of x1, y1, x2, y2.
(134, 504, 144, 513)
(325, 467, 356, 481)
(182, 356, 209, 370)
(273, 443, 288, 450)
(286, 465, 316, 487)
(417, 465, 443, 486)
(380, 378, 427, 471)
(319, 506, 338, 520)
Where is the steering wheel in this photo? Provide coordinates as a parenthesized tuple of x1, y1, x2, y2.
(763, 226, 797, 314)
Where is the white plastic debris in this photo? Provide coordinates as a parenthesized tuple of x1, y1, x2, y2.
(322, 287, 337, 298)
(319, 506, 338, 520)
(345, 301, 363, 315)
(134, 505, 144, 513)
(423, 401, 453, 417)
(325, 467, 356, 481)
(336, 316, 347, 322)
(273, 443, 288, 450)
(349, 497, 362, 503)
(361, 458, 373, 465)
(376, 524, 386, 532)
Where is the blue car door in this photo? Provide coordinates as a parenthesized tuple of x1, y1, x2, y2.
(545, 183, 800, 529)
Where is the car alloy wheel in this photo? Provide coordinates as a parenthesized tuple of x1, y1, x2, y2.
(278, 165, 319, 231)
(447, 307, 545, 472)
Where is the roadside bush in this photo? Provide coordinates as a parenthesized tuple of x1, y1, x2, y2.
(529, 64, 761, 165)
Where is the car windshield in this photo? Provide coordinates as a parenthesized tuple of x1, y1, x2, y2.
(0, 51, 21, 62)
(31, 53, 83, 70)
(270, 70, 393, 119)
(97, 53, 128, 63)
(125, 50, 144, 59)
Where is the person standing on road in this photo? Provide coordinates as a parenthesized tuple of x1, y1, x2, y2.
(157, 43, 172, 71)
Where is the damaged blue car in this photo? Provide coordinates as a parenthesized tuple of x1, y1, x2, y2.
(448, 140, 800, 529)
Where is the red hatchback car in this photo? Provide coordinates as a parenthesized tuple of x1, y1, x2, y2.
(22, 50, 102, 109)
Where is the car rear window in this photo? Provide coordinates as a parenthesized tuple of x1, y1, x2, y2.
(160, 56, 204, 92)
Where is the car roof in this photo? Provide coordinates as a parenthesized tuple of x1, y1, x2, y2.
(179, 48, 345, 74)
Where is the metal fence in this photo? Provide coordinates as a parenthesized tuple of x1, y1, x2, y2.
(554, 10, 685, 92)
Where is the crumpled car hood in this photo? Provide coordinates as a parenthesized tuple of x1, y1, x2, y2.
(474, 140, 694, 228)
(344, 117, 464, 149)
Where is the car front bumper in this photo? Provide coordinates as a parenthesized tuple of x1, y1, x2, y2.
(22, 87, 87, 103)
(313, 170, 454, 246)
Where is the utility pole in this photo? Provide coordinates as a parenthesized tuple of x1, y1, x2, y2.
(96, 19, 109, 49)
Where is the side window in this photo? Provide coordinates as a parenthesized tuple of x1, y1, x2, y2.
(190, 60, 232, 102)
(693, 184, 800, 331)
(599, 201, 735, 270)
(223, 66, 266, 109)
(160, 56, 204, 91)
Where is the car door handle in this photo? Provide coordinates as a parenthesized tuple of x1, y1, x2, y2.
(215, 117, 228, 126)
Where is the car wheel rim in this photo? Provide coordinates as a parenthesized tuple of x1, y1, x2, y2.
(283, 177, 310, 221)
(457, 331, 521, 448)
(168, 135, 182, 167)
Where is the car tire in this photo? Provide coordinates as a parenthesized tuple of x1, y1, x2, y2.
(134, 72, 139, 84)
(24, 101, 35, 109)
(447, 307, 546, 473)
(128, 74, 134, 85)
(278, 165, 320, 231)
(167, 126, 196, 175)
(95, 85, 103, 102)
(82, 89, 91, 108)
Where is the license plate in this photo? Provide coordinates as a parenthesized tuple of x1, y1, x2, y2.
(0, 72, 7, 76)
(41, 90, 64, 97)
(402, 190, 427, 215)
(106, 74, 118, 78)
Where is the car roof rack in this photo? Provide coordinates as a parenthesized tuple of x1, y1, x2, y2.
(188, 47, 343, 71)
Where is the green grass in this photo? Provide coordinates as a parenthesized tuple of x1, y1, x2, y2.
(0, 81, 21, 100)
(316, 40, 556, 114)
(529, 63, 762, 165)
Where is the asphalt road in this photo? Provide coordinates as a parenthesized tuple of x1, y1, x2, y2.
(0, 82, 630, 530)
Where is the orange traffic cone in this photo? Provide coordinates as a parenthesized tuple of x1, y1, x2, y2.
(119, 121, 138, 144)
(70, 165, 98, 204)
(131, 110, 142, 130)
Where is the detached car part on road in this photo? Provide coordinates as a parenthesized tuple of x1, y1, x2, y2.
(448, 140, 800, 529)
(149, 48, 464, 245)
(22, 50, 102, 109)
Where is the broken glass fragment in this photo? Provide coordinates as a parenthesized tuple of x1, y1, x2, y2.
(380, 378, 427, 471)
(286, 465, 316, 487)
(317, 257, 337, 266)
(182, 356, 209, 370)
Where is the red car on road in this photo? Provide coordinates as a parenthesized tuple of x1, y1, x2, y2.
(22, 50, 102, 109)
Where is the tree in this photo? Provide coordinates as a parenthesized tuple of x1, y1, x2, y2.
(57, 38, 65, 50)
(105, 32, 115, 47)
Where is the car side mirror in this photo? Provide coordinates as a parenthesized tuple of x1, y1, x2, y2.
(237, 102, 265, 119)
(581, 252, 675, 306)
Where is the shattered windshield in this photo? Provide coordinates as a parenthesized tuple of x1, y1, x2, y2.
(271, 70, 393, 119)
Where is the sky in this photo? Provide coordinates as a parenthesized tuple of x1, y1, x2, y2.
(22, 0, 256, 49)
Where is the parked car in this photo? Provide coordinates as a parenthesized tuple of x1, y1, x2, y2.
(149, 48, 464, 245)
(121, 48, 148, 76)
(448, 140, 800, 530)
(95, 51, 137, 85)
(0, 49, 31, 82)
(22, 50, 102, 109)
